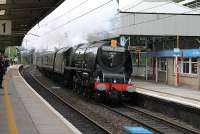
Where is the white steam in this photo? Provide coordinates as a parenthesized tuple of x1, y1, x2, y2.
(22, 0, 119, 51)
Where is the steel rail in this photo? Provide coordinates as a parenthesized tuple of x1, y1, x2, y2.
(123, 104, 200, 134)
(101, 104, 163, 134)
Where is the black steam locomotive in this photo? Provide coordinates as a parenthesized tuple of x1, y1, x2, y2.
(36, 41, 135, 102)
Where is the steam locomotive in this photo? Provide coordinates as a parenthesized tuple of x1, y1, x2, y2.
(36, 41, 135, 102)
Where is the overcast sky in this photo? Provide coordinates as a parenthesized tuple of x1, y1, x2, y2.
(21, 0, 141, 51)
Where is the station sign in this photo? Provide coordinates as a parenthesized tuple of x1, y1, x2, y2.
(102, 46, 125, 52)
(128, 46, 146, 51)
(120, 36, 130, 47)
(111, 39, 117, 48)
(145, 50, 182, 57)
(0, 20, 12, 35)
(182, 49, 200, 57)
(173, 48, 181, 57)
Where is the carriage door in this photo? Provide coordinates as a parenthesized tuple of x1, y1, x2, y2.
(132, 52, 147, 78)
(157, 57, 167, 83)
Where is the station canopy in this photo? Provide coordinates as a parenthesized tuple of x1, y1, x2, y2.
(0, 0, 64, 51)
(116, 0, 200, 36)
(178, 0, 196, 6)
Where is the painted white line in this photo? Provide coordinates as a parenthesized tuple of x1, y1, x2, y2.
(17, 65, 82, 134)
(51, 86, 61, 89)
(13, 76, 21, 78)
(136, 89, 200, 109)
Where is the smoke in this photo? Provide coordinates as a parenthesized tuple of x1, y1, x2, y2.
(22, 0, 119, 51)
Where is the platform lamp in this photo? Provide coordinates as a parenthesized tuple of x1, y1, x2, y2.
(16, 47, 21, 64)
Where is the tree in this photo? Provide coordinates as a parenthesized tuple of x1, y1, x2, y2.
(5, 46, 17, 59)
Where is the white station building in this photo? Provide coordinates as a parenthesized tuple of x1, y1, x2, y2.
(109, 0, 200, 90)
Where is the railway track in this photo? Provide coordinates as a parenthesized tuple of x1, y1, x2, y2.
(123, 104, 200, 134)
(103, 104, 200, 134)
(22, 66, 200, 134)
(21, 68, 111, 134)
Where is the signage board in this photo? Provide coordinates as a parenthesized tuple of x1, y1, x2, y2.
(182, 49, 200, 57)
(111, 40, 117, 48)
(102, 46, 125, 52)
(0, 20, 12, 35)
(145, 50, 182, 57)
(120, 36, 129, 47)
(173, 48, 181, 57)
(128, 46, 146, 51)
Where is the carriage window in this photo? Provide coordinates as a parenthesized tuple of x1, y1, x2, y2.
(65, 49, 73, 66)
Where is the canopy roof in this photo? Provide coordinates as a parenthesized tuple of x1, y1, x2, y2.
(120, 0, 196, 13)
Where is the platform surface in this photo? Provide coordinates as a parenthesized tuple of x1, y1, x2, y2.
(0, 65, 81, 134)
(135, 79, 200, 109)
(0, 88, 9, 134)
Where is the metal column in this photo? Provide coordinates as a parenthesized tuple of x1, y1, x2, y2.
(145, 56, 148, 80)
(155, 57, 158, 83)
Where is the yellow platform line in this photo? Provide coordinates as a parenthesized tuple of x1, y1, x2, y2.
(3, 75, 19, 134)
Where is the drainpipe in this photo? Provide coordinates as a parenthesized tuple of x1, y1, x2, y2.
(145, 56, 148, 80)
(166, 60, 168, 84)
(198, 58, 200, 90)
(175, 35, 180, 87)
(156, 57, 158, 83)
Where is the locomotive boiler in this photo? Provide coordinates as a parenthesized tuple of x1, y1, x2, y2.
(66, 41, 135, 102)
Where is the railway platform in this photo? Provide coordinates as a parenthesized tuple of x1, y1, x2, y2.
(135, 79, 200, 109)
(0, 65, 81, 134)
